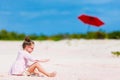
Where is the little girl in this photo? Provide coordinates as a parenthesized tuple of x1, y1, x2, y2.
(9, 36, 56, 77)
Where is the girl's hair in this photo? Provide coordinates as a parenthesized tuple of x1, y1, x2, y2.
(22, 36, 34, 49)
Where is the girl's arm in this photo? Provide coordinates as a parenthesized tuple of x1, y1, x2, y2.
(24, 51, 50, 62)
(35, 59, 50, 63)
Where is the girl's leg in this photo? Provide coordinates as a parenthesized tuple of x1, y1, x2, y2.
(27, 62, 56, 77)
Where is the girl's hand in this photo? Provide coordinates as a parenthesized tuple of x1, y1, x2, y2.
(40, 59, 50, 62)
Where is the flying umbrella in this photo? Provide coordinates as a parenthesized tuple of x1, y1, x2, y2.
(78, 14, 104, 32)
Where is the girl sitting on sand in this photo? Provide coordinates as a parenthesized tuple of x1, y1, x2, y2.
(9, 36, 56, 77)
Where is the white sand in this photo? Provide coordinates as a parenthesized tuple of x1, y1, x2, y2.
(0, 39, 120, 80)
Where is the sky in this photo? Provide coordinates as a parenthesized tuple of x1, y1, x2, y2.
(0, 0, 120, 35)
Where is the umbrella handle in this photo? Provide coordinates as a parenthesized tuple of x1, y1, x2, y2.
(87, 25, 90, 33)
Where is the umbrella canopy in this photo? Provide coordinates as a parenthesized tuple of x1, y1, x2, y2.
(78, 14, 104, 27)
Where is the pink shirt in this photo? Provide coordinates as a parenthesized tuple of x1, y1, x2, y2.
(10, 50, 37, 75)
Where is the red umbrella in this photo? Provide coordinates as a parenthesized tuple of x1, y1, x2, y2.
(78, 14, 104, 27)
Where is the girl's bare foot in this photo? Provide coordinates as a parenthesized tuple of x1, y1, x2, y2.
(48, 72, 56, 77)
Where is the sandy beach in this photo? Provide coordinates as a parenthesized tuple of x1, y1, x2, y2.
(0, 39, 120, 80)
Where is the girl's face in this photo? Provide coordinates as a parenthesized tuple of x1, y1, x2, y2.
(25, 44, 34, 53)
